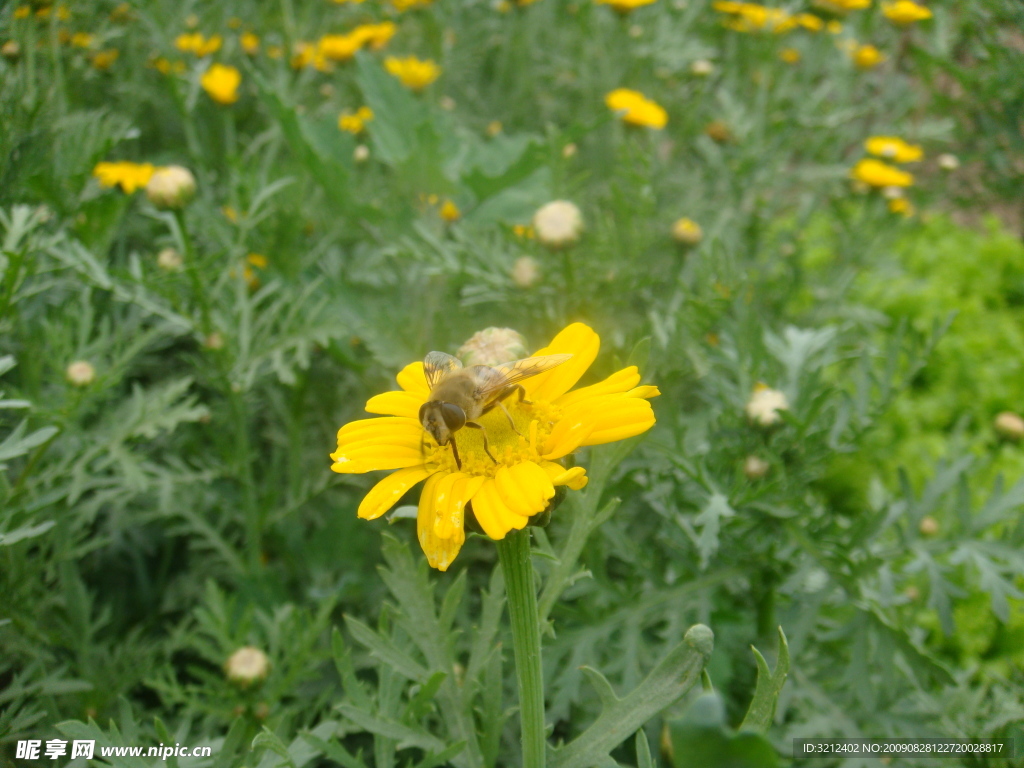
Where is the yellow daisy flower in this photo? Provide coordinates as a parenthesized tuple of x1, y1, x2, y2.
(850, 158, 914, 188)
(812, 0, 869, 13)
(849, 42, 885, 69)
(881, 0, 931, 25)
(595, 0, 658, 12)
(92, 161, 156, 193)
(385, 56, 441, 90)
(338, 106, 374, 134)
(605, 88, 668, 129)
(864, 136, 923, 163)
(330, 323, 659, 571)
(201, 63, 242, 105)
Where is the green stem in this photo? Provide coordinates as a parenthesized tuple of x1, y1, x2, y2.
(170, 209, 211, 334)
(496, 529, 546, 768)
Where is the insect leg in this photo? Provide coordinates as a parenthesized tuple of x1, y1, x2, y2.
(465, 422, 498, 463)
(513, 384, 533, 405)
(495, 400, 523, 436)
(449, 439, 462, 470)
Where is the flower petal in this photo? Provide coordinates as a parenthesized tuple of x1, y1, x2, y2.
(553, 366, 641, 409)
(432, 471, 485, 540)
(418, 473, 463, 571)
(397, 361, 430, 397)
(365, 390, 423, 419)
(358, 466, 434, 520)
(541, 462, 589, 490)
(470, 478, 524, 539)
(541, 414, 595, 460)
(494, 465, 537, 517)
(524, 323, 600, 402)
(579, 397, 656, 446)
(331, 417, 425, 473)
(509, 461, 555, 513)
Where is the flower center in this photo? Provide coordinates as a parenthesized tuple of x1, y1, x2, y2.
(423, 397, 559, 476)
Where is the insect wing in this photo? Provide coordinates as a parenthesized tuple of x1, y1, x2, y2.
(475, 354, 573, 398)
(423, 351, 464, 389)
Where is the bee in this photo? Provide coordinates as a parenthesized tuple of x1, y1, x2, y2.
(419, 351, 572, 469)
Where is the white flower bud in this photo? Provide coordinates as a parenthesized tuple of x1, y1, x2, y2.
(157, 247, 184, 271)
(743, 455, 770, 479)
(511, 256, 540, 288)
(146, 166, 196, 210)
(937, 153, 959, 171)
(457, 328, 528, 367)
(994, 411, 1024, 441)
(224, 646, 270, 688)
(918, 516, 939, 536)
(353, 144, 370, 163)
(690, 59, 714, 76)
(66, 360, 96, 387)
(532, 200, 583, 249)
(746, 384, 789, 427)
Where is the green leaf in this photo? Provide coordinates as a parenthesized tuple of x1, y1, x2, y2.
(669, 695, 780, 768)
(344, 615, 430, 683)
(356, 53, 426, 166)
(740, 627, 790, 733)
(467, 167, 552, 225)
(636, 730, 654, 768)
(550, 624, 714, 768)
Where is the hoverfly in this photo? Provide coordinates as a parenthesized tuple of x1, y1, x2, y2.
(418, 351, 572, 469)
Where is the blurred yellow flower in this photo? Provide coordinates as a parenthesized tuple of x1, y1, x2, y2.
(330, 323, 658, 571)
(849, 42, 885, 69)
(201, 63, 242, 105)
(93, 161, 157, 193)
(175, 32, 222, 57)
(888, 197, 914, 216)
(605, 88, 667, 129)
(713, 2, 798, 33)
(864, 136, 923, 163)
(440, 200, 461, 222)
(795, 13, 824, 31)
(385, 56, 441, 90)
(339, 106, 374, 134)
(151, 57, 186, 75)
(14, 7, 31, 20)
(92, 49, 119, 70)
(392, 0, 433, 9)
(317, 34, 361, 62)
(812, 0, 870, 13)
(70, 32, 94, 48)
(595, 0, 657, 12)
(881, 0, 931, 24)
(850, 158, 913, 188)
(240, 32, 260, 55)
(671, 217, 703, 246)
(353, 22, 397, 50)
(779, 47, 801, 63)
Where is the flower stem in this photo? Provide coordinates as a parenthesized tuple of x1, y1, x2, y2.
(496, 528, 546, 768)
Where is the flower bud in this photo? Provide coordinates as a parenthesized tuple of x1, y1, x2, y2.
(511, 256, 540, 288)
(671, 217, 703, 246)
(743, 455, 770, 479)
(66, 360, 96, 387)
(157, 247, 184, 271)
(2, 41, 21, 62)
(903, 585, 920, 601)
(918, 516, 939, 536)
(994, 411, 1024, 441)
(562, 143, 577, 158)
(224, 646, 270, 688)
(353, 144, 370, 163)
(746, 384, 789, 427)
(532, 200, 583, 249)
(937, 153, 959, 171)
(146, 165, 196, 210)
(704, 120, 732, 143)
(690, 59, 714, 76)
(203, 332, 225, 350)
(457, 328, 528, 367)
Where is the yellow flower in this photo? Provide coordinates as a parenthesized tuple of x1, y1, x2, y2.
(864, 136, 923, 163)
(317, 34, 362, 62)
(779, 47, 801, 63)
(385, 56, 441, 90)
(671, 217, 703, 245)
(92, 49, 119, 70)
(240, 32, 260, 55)
(605, 88, 667, 129)
(70, 32, 94, 48)
(151, 57, 186, 75)
(713, 2, 797, 33)
(881, 0, 931, 24)
(850, 158, 913, 188)
(93, 161, 157, 193)
(175, 32, 222, 57)
(440, 200, 461, 222)
(14, 7, 31, 20)
(330, 323, 659, 571)
(888, 197, 914, 216)
(352, 22, 397, 50)
(338, 106, 374, 134)
(849, 42, 885, 69)
(595, 0, 657, 12)
(201, 63, 241, 105)
(795, 13, 824, 31)
(392, 0, 433, 9)
(812, 0, 870, 13)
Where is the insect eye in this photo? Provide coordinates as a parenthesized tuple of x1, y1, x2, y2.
(418, 403, 430, 424)
(440, 403, 466, 431)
